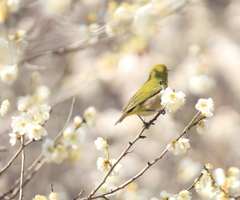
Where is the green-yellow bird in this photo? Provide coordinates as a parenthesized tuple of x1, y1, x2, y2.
(115, 64, 168, 126)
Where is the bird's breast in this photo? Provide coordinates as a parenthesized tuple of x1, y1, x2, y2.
(138, 92, 163, 116)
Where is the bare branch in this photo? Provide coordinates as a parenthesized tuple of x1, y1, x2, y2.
(72, 190, 84, 200)
(81, 110, 201, 200)
(0, 140, 33, 177)
(87, 109, 166, 199)
(18, 136, 25, 200)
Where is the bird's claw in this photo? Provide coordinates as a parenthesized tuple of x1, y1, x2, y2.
(143, 121, 154, 129)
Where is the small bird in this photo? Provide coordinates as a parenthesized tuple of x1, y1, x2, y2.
(115, 64, 168, 126)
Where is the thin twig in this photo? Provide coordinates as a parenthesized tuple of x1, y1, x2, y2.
(53, 97, 76, 142)
(72, 190, 84, 200)
(87, 109, 166, 199)
(18, 136, 25, 200)
(176, 111, 202, 141)
(203, 166, 232, 198)
(11, 160, 46, 198)
(19, 0, 189, 64)
(187, 172, 204, 191)
(0, 140, 33, 177)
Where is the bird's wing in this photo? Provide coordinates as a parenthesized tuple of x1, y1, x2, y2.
(124, 86, 161, 113)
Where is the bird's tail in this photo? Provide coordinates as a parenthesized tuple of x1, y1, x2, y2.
(114, 113, 127, 125)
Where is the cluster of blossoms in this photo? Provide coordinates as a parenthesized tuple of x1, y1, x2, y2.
(158, 165, 239, 200)
(194, 165, 240, 200)
(42, 106, 97, 164)
(95, 137, 122, 176)
(106, 3, 136, 36)
(32, 191, 58, 200)
(195, 98, 214, 134)
(105, 1, 174, 36)
(160, 87, 186, 112)
(9, 104, 51, 146)
(157, 165, 239, 200)
(160, 87, 190, 155)
(0, 30, 27, 85)
(162, 92, 214, 155)
(156, 190, 191, 200)
(18, 84, 51, 110)
(166, 139, 190, 155)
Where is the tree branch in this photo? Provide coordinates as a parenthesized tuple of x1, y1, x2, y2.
(80, 110, 201, 200)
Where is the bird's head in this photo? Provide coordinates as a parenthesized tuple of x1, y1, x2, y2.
(148, 64, 169, 87)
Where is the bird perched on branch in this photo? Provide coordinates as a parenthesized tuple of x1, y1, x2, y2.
(115, 64, 168, 127)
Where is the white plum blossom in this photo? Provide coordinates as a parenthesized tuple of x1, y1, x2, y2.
(33, 85, 51, 103)
(228, 167, 240, 178)
(1, 99, 10, 117)
(42, 138, 55, 162)
(7, 0, 20, 12)
(33, 195, 47, 200)
(226, 176, 240, 189)
(10, 104, 51, 145)
(160, 191, 171, 199)
(214, 168, 226, 186)
(30, 104, 51, 125)
(63, 127, 83, 149)
(169, 197, 178, 200)
(109, 159, 122, 176)
(0, 64, 18, 85)
(195, 98, 214, 117)
(178, 139, 191, 153)
(9, 133, 18, 146)
(94, 137, 108, 153)
(114, 5, 135, 23)
(167, 140, 181, 155)
(28, 124, 48, 141)
(160, 191, 178, 200)
(17, 95, 34, 109)
(196, 119, 210, 134)
(74, 115, 83, 127)
(215, 192, 234, 200)
(84, 106, 97, 127)
(11, 113, 32, 135)
(177, 190, 191, 200)
(97, 157, 122, 176)
(49, 192, 58, 200)
(134, 3, 159, 27)
(199, 171, 212, 190)
(51, 142, 68, 164)
(209, 183, 221, 198)
(97, 157, 109, 172)
(167, 139, 190, 155)
(18, 103, 26, 112)
(160, 87, 186, 112)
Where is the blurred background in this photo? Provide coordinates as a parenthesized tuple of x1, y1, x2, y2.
(0, 0, 240, 199)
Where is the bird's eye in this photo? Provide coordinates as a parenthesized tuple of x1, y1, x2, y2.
(160, 81, 164, 85)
